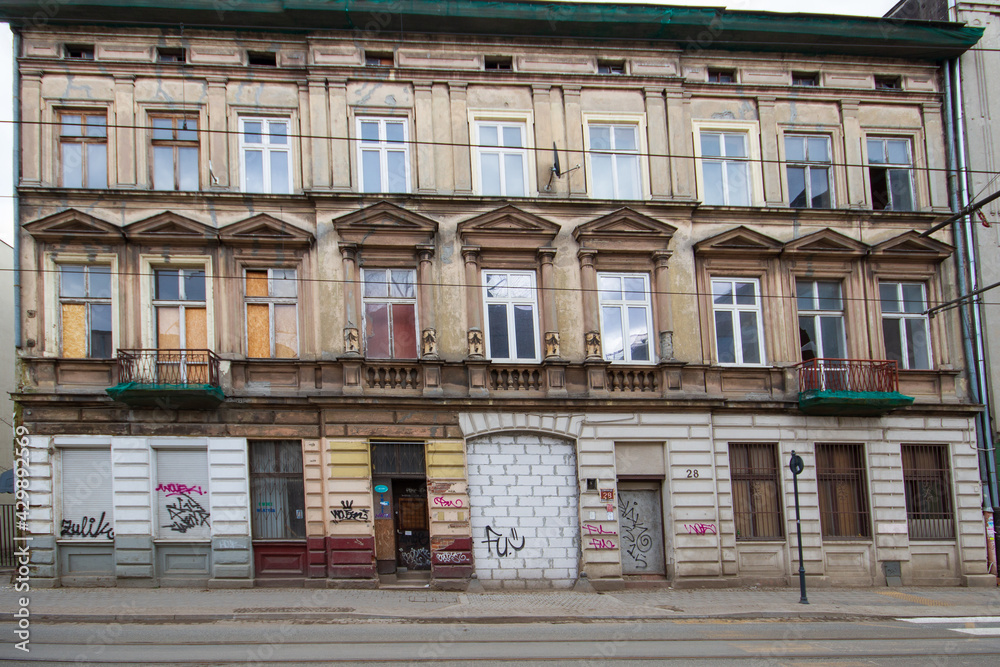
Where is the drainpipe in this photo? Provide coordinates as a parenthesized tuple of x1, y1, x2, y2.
(12, 28, 20, 350)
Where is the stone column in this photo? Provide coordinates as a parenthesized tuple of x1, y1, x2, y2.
(308, 77, 330, 189)
(562, 85, 586, 196)
(922, 102, 949, 210)
(417, 245, 437, 358)
(206, 77, 229, 188)
(644, 87, 670, 199)
(329, 79, 351, 191)
(841, 100, 866, 208)
(450, 82, 472, 194)
(652, 250, 674, 361)
(20, 71, 42, 185)
(578, 249, 601, 359)
(463, 246, 483, 357)
(532, 85, 553, 195)
(538, 247, 560, 359)
(432, 82, 453, 194)
(114, 75, 136, 188)
(758, 96, 781, 205)
(666, 84, 694, 199)
(339, 243, 361, 356)
(414, 83, 436, 192)
(296, 81, 312, 190)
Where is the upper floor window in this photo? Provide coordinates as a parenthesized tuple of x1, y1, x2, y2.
(867, 138, 913, 211)
(59, 264, 112, 359)
(875, 75, 902, 90)
(796, 280, 845, 361)
(484, 55, 513, 71)
(483, 270, 539, 362)
(152, 115, 199, 191)
(700, 132, 749, 206)
(597, 60, 625, 75)
(588, 124, 641, 200)
(247, 51, 277, 67)
(154, 268, 207, 350)
(792, 72, 819, 87)
(245, 268, 298, 358)
(707, 68, 736, 83)
(711, 278, 764, 365)
(239, 117, 291, 194)
(786, 135, 831, 208)
(64, 44, 94, 60)
(365, 51, 394, 67)
(598, 272, 652, 363)
(362, 268, 417, 359)
(60, 112, 107, 189)
(879, 281, 930, 370)
(357, 118, 409, 193)
(474, 121, 528, 197)
(156, 47, 186, 63)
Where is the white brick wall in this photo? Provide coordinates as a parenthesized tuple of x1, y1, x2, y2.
(467, 433, 579, 589)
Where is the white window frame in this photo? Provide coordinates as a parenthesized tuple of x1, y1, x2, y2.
(783, 134, 833, 209)
(693, 120, 764, 207)
(57, 263, 114, 359)
(43, 253, 120, 359)
(482, 269, 541, 363)
(244, 267, 300, 359)
(470, 111, 534, 197)
(361, 268, 419, 360)
(865, 136, 915, 212)
(583, 114, 647, 201)
(58, 447, 115, 542)
(711, 277, 766, 366)
(150, 112, 200, 192)
(879, 281, 932, 370)
(796, 279, 847, 361)
(238, 116, 293, 194)
(139, 256, 214, 350)
(355, 116, 411, 193)
(597, 272, 655, 364)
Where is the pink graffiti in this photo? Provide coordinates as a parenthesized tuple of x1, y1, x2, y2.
(684, 523, 717, 535)
(434, 551, 471, 564)
(432, 496, 464, 508)
(583, 524, 618, 536)
(589, 538, 616, 549)
(156, 483, 205, 497)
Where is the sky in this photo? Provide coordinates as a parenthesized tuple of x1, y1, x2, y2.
(0, 1, 900, 247)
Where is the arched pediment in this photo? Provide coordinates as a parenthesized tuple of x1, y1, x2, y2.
(871, 231, 953, 262)
(219, 214, 314, 247)
(694, 226, 782, 257)
(782, 229, 868, 258)
(24, 209, 123, 244)
(457, 205, 560, 249)
(572, 208, 676, 252)
(124, 212, 218, 245)
(332, 202, 438, 247)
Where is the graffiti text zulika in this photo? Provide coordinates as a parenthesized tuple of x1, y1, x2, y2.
(330, 499, 369, 523)
(61, 511, 115, 540)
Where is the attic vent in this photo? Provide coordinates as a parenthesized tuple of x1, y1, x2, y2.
(247, 51, 277, 67)
(875, 75, 901, 90)
(65, 44, 95, 60)
(597, 60, 625, 75)
(365, 51, 394, 67)
(484, 55, 513, 71)
(707, 68, 736, 83)
(157, 47, 186, 63)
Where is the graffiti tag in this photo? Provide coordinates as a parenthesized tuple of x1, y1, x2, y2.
(588, 538, 615, 549)
(434, 551, 471, 565)
(684, 523, 717, 535)
(330, 499, 369, 523)
(163, 494, 211, 533)
(482, 525, 525, 557)
(583, 523, 617, 536)
(619, 497, 653, 569)
(155, 482, 205, 497)
(432, 496, 464, 508)
(60, 511, 115, 540)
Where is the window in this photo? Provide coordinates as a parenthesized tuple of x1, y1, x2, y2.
(156, 48, 186, 63)
(154, 268, 207, 351)
(155, 448, 210, 539)
(60, 449, 114, 541)
(364, 51, 393, 67)
(902, 444, 955, 540)
(875, 75, 901, 90)
(816, 443, 871, 539)
(880, 282, 931, 370)
(707, 68, 736, 83)
(362, 268, 417, 359)
(786, 135, 832, 208)
(474, 121, 528, 196)
(796, 280, 846, 361)
(597, 60, 625, 75)
(60, 112, 107, 189)
(711, 278, 764, 365)
(483, 270, 539, 362)
(867, 138, 913, 211)
(598, 272, 653, 363)
(700, 132, 749, 206)
(247, 51, 277, 67)
(59, 264, 112, 359)
(484, 55, 513, 71)
(245, 268, 298, 359)
(240, 118, 291, 194)
(730, 443, 783, 541)
(151, 115, 199, 191)
(588, 124, 641, 200)
(249, 440, 306, 539)
(357, 118, 409, 193)
(792, 72, 819, 86)
(64, 44, 94, 60)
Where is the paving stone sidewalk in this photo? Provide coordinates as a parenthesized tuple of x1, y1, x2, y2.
(2, 583, 999, 624)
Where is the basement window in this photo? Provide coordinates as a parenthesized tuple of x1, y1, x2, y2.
(247, 51, 277, 67)
(792, 72, 819, 87)
(64, 44, 95, 60)
(156, 47, 186, 64)
(597, 60, 625, 75)
(875, 75, 902, 90)
(365, 51, 394, 67)
(484, 55, 513, 71)
(707, 68, 736, 83)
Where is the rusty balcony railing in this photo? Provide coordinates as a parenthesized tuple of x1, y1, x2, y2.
(794, 358, 912, 416)
(116, 349, 221, 387)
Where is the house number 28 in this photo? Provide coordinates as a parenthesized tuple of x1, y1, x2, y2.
(686, 469, 700, 478)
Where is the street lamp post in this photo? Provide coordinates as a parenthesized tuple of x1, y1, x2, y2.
(789, 450, 808, 604)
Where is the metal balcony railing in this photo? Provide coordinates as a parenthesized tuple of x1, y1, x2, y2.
(116, 349, 221, 387)
(795, 358, 900, 394)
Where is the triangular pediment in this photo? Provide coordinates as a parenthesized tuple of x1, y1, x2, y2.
(458, 205, 560, 249)
(24, 209, 123, 244)
(783, 229, 868, 257)
(694, 226, 782, 256)
(871, 231, 953, 262)
(573, 208, 677, 252)
(220, 214, 314, 247)
(124, 212, 218, 245)
(332, 202, 438, 247)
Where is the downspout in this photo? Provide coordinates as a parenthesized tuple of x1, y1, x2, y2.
(12, 28, 20, 350)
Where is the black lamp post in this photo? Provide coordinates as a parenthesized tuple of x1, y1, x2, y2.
(789, 450, 808, 604)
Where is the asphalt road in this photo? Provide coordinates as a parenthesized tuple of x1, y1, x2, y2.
(2, 617, 1000, 665)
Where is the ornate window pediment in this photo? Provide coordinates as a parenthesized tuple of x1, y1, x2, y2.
(24, 209, 123, 244)
(457, 205, 559, 251)
(219, 214, 314, 248)
(871, 231, 953, 263)
(332, 201, 438, 249)
(694, 226, 782, 257)
(124, 212, 217, 246)
(782, 229, 868, 258)
(573, 207, 676, 252)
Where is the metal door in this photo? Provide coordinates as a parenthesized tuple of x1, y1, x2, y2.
(393, 479, 430, 570)
(618, 483, 666, 575)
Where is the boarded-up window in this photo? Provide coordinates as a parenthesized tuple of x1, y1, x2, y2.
(60, 449, 115, 541)
(154, 268, 207, 349)
(59, 264, 112, 358)
(245, 268, 298, 358)
(249, 440, 305, 539)
(362, 268, 417, 359)
(902, 444, 955, 540)
(155, 449, 210, 539)
(816, 443, 871, 539)
(730, 443, 783, 540)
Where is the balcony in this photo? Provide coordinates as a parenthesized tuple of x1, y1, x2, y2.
(795, 358, 914, 416)
(106, 349, 224, 409)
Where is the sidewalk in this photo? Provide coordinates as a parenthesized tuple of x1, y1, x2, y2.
(2, 582, 999, 624)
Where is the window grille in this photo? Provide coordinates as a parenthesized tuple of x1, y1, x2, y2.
(902, 444, 955, 540)
(249, 440, 305, 540)
(730, 443, 784, 540)
(816, 443, 872, 539)
(371, 441, 426, 476)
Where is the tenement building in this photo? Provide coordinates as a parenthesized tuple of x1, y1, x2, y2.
(2, 0, 994, 589)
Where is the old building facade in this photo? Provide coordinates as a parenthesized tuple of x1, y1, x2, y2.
(3, 0, 994, 589)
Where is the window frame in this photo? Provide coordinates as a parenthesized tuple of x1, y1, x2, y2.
(57, 263, 114, 359)
(583, 114, 647, 201)
(244, 267, 300, 359)
(729, 443, 784, 541)
(470, 112, 534, 197)
(597, 271, 655, 365)
(482, 269, 541, 363)
(784, 134, 833, 209)
(361, 267, 419, 360)
(153, 266, 208, 351)
(866, 136, 915, 212)
(815, 443, 872, 541)
(140, 256, 214, 350)
(710, 277, 766, 366)
(238, 116, 293, 194)
(248, 439, 306, 541)
(355, 116, 411, 194)
(879, 281, 932, 370)
(795, 279, 847, 361)
(153, 446, 211, 540)
(150, 113, 200, 192)
(693, 120, 764, 207)
(58, 110, 108, 189)
(58, 447, 114, 542)
(44, 253, 120, 360)
(901, 444, 956, 541)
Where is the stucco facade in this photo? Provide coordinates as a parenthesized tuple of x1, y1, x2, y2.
(3, 1, 994, 589)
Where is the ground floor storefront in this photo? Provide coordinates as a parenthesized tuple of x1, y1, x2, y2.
(20, 409, 995, 588)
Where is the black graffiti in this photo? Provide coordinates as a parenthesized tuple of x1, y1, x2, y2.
(163, 493, 211, 533)
(482, 525, 525, 558)
(60, 511, 115, 540)
(330, 499, 369, 523)
(619, 498, 652, 569)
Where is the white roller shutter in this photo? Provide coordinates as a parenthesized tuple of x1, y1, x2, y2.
(155, 448, 210, 539)
(60, 449, 115, 541)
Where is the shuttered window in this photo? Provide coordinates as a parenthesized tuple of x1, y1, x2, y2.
(60, 449, 115, 541)
(155, 449, 210, 539)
